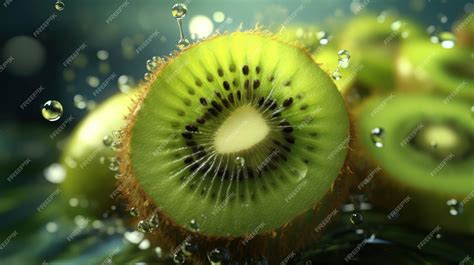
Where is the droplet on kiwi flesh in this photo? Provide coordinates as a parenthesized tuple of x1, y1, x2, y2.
(124, 33, 349, 242)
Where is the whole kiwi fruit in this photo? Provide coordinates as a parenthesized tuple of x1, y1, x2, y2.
(118, 31, 352, 263)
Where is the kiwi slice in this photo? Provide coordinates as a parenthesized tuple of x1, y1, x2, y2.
(119, 32, 350, 262)
(354, 94, 474, 234)
(397, 40, 474, 102)
(340, 14, 425, 92)
(60, 90, 139, 217)
(277, 25, 322, 52)
(454, 14, 474, 48)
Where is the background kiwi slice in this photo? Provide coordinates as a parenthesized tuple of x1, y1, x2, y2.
(397, 40, 474, 102)
(454, 14, 474, 48)
(277, 25, 322, 52)
(354, 94, 474, 234)
(120, 32, 350, 262)
(340, 14, 425, 92)
(60, 90, 139, 217)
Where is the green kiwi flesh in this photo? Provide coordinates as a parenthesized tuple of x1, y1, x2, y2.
(397, 40, 474, 102)
(122, 32, 350, 240)
(341, 14, 425, 92)
(60, 91, 139, 216)
(356, 94, 474, 233)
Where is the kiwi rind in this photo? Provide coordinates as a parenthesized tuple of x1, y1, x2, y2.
(397, 39, 474, 102)
(354, 94, 474, 234)
(119, 31, 352, 263)
(60, 90, 139, 217)
(340, 14, 425, 92)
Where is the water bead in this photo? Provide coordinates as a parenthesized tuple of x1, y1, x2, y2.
(41, 100, 63, 121)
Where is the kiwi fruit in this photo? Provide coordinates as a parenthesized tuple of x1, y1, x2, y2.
(354, 94, 474, 234)
(60, 90, 139, 217)
(277, 25, 323, 52)
(340, 14, 425, 93)
(119, 32, 351, 263)
(397, 40, 474, 102)
(454, 14, 474, 48)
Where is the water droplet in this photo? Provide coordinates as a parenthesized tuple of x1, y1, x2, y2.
(144, 73, 152, 81)
(177, 38, 190, 49)
(69, 198, 79, 207)
(146, 59, 157, 72)
(207, 247, 230, 264)
(235, 156, 245, 168)
(44, 163, 66, 183)
(439, 14, 448, 24)
(103, 135, 113, 147)
(426, 25, 436, 34)
(97, 50, 109, 61)
(118, 75, 136, 93)
(331, 71, 342, 80)
(155, 247, 163, 258)
(73, 94, 87, 109)
(337, 49, 351, 65)
(371, 127, 384, 148)
(390, 20, 403, 31)
(129, 207, 139, 217)
(148, 214, 160, 228)
(41, 100, 63, 121)
(172, 3, 190, 49)
(137, 220, 151, 233)
(317, 31, 330, 45)
(213, 11, 225, 23)
(139, 239, 151, 250)
(350, 213, 364, 225)
(446, 199, 464, 216)
(124, 230, 144, 244)
(438, 32, 456, 49)
(182, 240, 199, 256)
(171, 3, 188, 18)
(108, 157, 120, 172)
(46, 222, 58, 233)
(173, 250, 186, 264)
(86, 75, 100, 88)
(112, 130, 122, 139)
(189, 219, 200, 232)
(55, 1, 65, 11)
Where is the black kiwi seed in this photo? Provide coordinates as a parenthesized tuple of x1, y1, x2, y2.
(200, 98, 208, 106)
(208, 108, 219, 117)
(207, 74, 214, 82)
(196, 117, 205, 124)
(253, 80, 261, 89)
(228, 93, 235, 103)
(244, 80, 250, 89)
(242, 65, 250, 75)
(184, 157, 194, 164)
(223, 81, 230, 90)
(185, 125, 198, 132)
(211, 101, 223, 112)
(218, 68, 224, 77)
(283, 97, 293, 107)
(182, 132, 193, 139)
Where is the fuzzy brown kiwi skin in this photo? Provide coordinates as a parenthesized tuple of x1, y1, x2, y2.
(118, 31, 355, 264)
